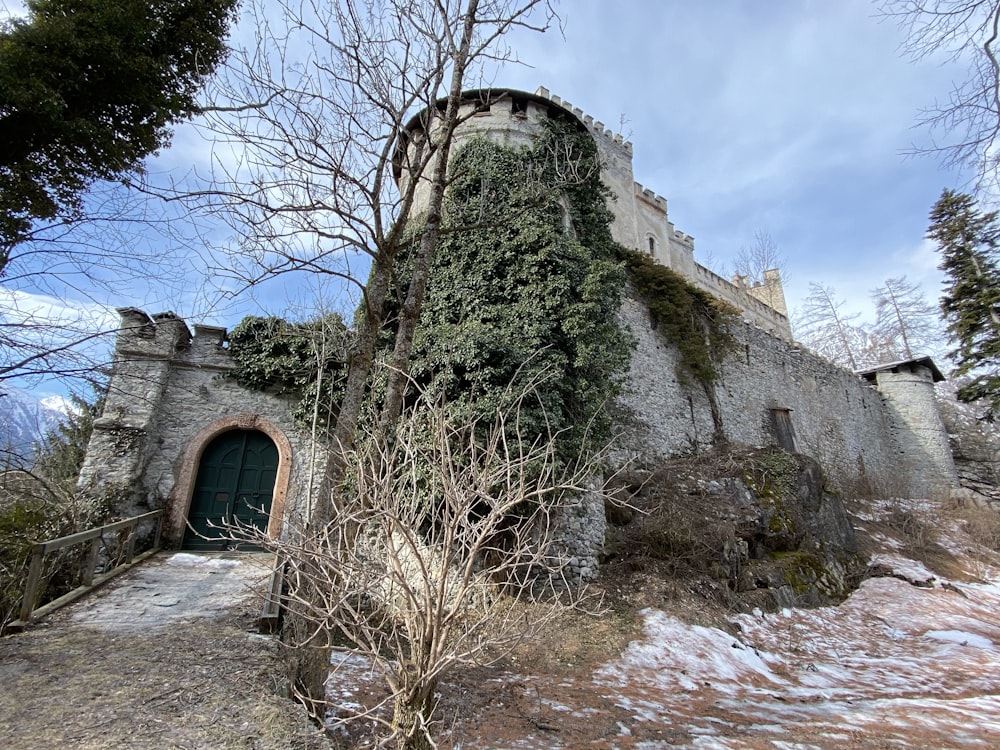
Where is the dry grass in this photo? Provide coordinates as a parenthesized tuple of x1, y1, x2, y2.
(943, 496, 1000, 578)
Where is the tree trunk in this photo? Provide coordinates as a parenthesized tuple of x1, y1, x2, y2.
(287, 0, 485, 713)
(392, 679, 438, 750)
(282, 251, 396, 710)
(379, 0, 481, 434)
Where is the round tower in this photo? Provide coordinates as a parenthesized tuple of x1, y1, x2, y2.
(859, 358, 960, 497)
(393, 87, 594, 216)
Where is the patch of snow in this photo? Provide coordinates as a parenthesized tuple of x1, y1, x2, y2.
(925, 630, 995, 649)
(165, 552, 214, 565)
(317, 531, 1000, 746)
(870, 553, 937, 583)
(595, 609, 783, 694)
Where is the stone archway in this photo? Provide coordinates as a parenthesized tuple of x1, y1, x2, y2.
(166, 414, 293, 548)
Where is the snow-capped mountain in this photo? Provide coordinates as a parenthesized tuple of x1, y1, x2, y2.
(0, 387, 68, 467)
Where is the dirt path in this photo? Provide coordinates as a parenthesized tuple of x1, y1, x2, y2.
(0, 552, 330, 750)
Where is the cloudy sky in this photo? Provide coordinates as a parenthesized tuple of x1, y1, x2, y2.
(493, 0, 970, 316)
(0, 0, 976, 394)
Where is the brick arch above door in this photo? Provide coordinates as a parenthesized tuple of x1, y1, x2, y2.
(166, 414, 293, 547)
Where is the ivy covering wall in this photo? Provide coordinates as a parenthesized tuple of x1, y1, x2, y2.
(399, 120, 634, 466)
(225, 314, 347, 432)
(616, 247, 738, 389)
(225, 117, 738, 459)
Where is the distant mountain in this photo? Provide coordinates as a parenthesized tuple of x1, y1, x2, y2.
(0, 387, 67, 467)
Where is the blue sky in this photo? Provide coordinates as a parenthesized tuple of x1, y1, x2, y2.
(492, 0, 969, 316)
(0, 0, 974, 396)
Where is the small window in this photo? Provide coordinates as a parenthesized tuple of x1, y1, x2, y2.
(511, 98, 527, 116)
(647, 236, 656, 255)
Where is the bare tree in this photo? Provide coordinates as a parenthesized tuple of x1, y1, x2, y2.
(731, 229, 788, 313)
(878, 0, 1000, 191)
(733, 229, 786, 284)
(795, 283, 867, 370)
(0, 182, 207, 389)
(251, 384, 599, 749)
(169, 0, 558, 711)
(871, 275, 946, 360)
(185, 0, 555, 479)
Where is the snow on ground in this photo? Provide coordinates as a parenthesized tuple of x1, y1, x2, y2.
(328, 550, 1000, 747)
(593, 572, 1000, 747)
(69, 551, 271, 633)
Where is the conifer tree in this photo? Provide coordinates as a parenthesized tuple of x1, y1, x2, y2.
(927, 188, 1000, 416)
(0, 0, 239, 255)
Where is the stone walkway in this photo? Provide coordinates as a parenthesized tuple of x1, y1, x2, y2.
(0, 552, 330, 749)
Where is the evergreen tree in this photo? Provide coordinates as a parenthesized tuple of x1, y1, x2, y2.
(32, 385, 104, 484)
(927, 188, 1000, 416)
(0, 0, 239, 255)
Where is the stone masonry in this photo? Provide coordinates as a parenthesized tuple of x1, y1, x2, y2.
(77, 309, 326, 547)
(79, 87, 962, 571)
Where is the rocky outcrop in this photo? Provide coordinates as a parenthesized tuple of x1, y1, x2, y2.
(936, 381, 1000, 504)
(604, 447, 864, 611)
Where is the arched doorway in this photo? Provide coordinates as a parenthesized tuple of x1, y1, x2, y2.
(182, 429, 279, 550)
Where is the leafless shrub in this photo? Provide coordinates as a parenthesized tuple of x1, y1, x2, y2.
(0, 469, 113, 633)
(233, 388, 601, 749)
(943, 496, 1000, 577)
(879, 497, 936, 556)
(627, 489, 735, 576)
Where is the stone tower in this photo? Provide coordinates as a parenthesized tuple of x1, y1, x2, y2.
(394, 86, 793, 339)
(858, 357, 960, 496)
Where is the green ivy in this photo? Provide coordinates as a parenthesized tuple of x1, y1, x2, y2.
(401, 119, 634, 468)
(226, 314, 348, 433)
(224, 118, 734, 461)
(616, 246, 738, 388)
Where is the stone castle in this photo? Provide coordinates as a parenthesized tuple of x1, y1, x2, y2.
(77, 87, 961, 568)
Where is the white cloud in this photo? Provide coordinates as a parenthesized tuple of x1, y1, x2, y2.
(0, 288, 117, 333)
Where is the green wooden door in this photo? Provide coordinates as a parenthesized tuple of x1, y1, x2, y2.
(182, 430, 279, 550)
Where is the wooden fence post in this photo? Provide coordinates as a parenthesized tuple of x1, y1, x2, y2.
(82, 538, 101, 587)
(19, 545, 45, 623)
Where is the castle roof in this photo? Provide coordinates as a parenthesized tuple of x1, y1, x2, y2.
(856, 356, 946, 383)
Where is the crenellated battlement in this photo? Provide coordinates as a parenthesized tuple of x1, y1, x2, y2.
(534, 86, 633, 155)
(398, 85, 793, 340)
(673, 230, 695, 247)
(634, 182, 667, 212)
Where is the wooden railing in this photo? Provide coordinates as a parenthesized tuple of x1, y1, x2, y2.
(14, 510, 165, 628)
(258, 554, 287, 633)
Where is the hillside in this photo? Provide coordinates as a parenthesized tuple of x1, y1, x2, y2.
(2, 454, 999, 749)
(326, 457, 1000, 749)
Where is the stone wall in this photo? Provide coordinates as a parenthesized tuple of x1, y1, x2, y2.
(614, 293, 953, 499)
(399, 86, 793, 340)
(534, 87, 793, 341)
(549, 483, 606, 584)
(78, 309, 327, 546)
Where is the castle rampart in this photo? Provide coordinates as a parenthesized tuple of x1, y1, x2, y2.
(616, 293, 958, 498)
(75, 84, 963, 563)
(398, 87, 793, 340)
